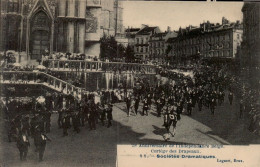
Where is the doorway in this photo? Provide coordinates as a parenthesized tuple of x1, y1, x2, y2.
(30, 11, 50, 60)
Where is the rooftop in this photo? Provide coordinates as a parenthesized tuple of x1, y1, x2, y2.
(136, 26, 158, 35)
(151, 32, 168, 38)
(178, 20, 242, 37)
(125, 28, 141, 33)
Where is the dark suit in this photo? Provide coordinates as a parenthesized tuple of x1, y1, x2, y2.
(106, 105, 113, 128)
(72, 113, 80, 133)
(17, 133, 30, 161)
(34, 132, 50, 161)
(134, 97, 140, 115)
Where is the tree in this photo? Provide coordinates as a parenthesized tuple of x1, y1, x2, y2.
(100, 36, 119, 61)
(124, 45, 135, 63)
(117, 44, 126, 61)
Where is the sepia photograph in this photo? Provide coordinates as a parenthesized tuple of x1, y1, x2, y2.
(0, 0, 259, 167)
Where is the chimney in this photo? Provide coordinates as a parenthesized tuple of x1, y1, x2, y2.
(222, 17, 229, 25)
(167, 26, 171, 32)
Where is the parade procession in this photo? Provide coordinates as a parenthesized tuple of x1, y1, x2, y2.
(0, 0, 260, 167)
(1, 61, 259, 162)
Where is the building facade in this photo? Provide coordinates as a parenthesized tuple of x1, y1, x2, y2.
(241, 2, 260, 88)
(125, 27, 140, 46)
(149, 32, 167, 65)
(134, 25, 160, 62)
(167, 18, 243, 64)
(149, 27, 177, 65)
(100, 0, 123, 37)
(241, 2, 260, 67)
(0, 0, 123, 62)
(165, 36, 177, 65)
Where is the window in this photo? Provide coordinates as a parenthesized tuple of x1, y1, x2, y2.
(214, 51, 217, 57)
(137, 38, 139, 44)
(65, 0, 68, 16)
(220, 51, 223, 57)
(224, 50, 228, 57)
(8, 0, 19, 13)
(237, 34, 240, 39)
(225, 42, 230, 49)
(75, 0, 79, 17)
(227, 50, 230, 57)
(226, 33, 230, 40)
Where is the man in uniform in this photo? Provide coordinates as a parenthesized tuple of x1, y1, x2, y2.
(88, 102, 96, 130)
(58, 106, 65, 129)
(34, 129, 51, 162)
(37, 114, 45, 133)
(72, 111, 80, 133)
(142, 97, 149, 116)
(228, 91, 234, 105)
(210, 98, 216, 115)
(163, 106, 178, 141)
(129, 96, 135, 116)
(187, 99, 193, 116)
(134, 96, 140, 115)
(125, 93, 131, 116)
(44, 111, 51, 133)
(176, 102, 182, 120)
(147, 92, 152, 111)
(156, 98, 162, 117)
(99, 104, 106, 126)
(30, 114, 39, 137)
(167, 107, 178, 137)
(62, 113, 70, 136)
(239, 100, 245, 118)
(82, 100, 89, 126)
(21, 115, 30, 136)
(106, 104, 113, 128)
(198, 97, 203, 112)
(17, 129, 30, 161)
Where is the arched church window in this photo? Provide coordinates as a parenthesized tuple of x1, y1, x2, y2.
(8, 0, 19, 13)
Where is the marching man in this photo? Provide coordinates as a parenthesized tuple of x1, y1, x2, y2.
(142, 97, 149, 116)
(17, 129, 30, 161)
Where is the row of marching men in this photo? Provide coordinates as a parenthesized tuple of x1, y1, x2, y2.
(57, 94, 114, 136)
(121, 65, 236, 140)
(153, 66, 234, 118)
(2, 91, 115, 162)
(5, 110, 52, 162)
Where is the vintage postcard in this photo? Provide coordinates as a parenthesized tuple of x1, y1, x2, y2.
(0, 0, 259, 167)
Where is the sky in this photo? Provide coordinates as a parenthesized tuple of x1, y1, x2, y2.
(122, 1, 244, 31)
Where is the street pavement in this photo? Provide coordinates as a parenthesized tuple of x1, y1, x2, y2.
(1, 94, 260, 167)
